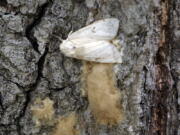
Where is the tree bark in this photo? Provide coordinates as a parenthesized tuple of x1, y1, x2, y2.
(0, 0, 179, 135)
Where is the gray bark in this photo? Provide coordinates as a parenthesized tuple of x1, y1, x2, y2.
(0, 0, 179, 135)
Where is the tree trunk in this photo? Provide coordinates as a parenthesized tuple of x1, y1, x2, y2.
(0, 0, 179, 135)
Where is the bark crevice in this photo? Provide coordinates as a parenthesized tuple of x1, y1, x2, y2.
(15, 2, 51, 134)
(25, 2, 49, 53)
(0, 0, 7, 7)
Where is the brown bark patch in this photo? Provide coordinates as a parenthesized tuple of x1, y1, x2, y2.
(150, 0, 173, 135)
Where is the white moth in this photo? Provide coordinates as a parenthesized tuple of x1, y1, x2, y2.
(60, 18, 123, 63)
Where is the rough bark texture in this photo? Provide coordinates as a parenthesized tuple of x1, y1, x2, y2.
(0, 0, 179, 135)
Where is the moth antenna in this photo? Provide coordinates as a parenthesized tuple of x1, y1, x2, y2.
(52, 34, 63, 41)
(68, 30, 73, 37)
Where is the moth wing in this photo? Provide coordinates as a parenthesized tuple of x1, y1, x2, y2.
(68, 18, 119, 40)
(72, 40, 123, 63)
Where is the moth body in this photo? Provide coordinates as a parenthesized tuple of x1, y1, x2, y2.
(60, 18, 123, 63)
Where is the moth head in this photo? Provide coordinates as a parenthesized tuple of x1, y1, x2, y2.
(60, 40, 76, 56)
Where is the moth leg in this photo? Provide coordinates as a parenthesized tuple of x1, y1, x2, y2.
(52, 34, 63, 41)
(111, 39, 122, 50)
